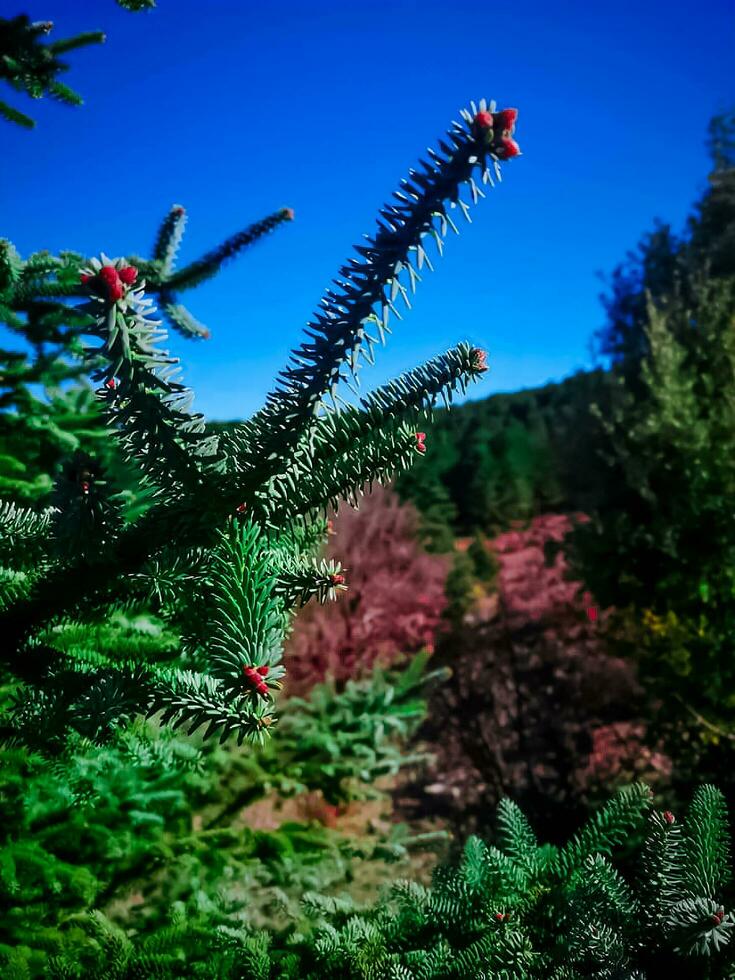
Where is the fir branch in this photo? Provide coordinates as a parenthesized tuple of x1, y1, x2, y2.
(206, 520, 286, 695)
(152, 205, 187, 277)
(0, 16, 105, 128)
(82, 259, 220, 491)
(255, 423, 421, 526)
(552, 784, 653, 879)
(160, 208, 294, 293)
(247, 100, 518, 480)
(684, 785, 731, 899)
(0, 500, 53, 565)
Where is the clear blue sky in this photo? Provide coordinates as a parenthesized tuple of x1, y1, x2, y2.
(2, 0, 732, 419)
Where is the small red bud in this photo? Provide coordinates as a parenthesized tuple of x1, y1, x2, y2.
(107, 281, 123, 301)
(236, 503, 247, 514)
(173, 206, 185, 216)
(80, 272, 92, 284)
(493, 108, 518, 132)
(99, 265, 120, 284)
(711, 913, 723, 925)
(118, 265, 138, 285)
(80, 481, 90, 494)
(330, 573, 346, 586)
(105, 378, 116, 390)
(282, 207, 295, 221)
(497, 136, 521, 159)
(494, 912, 505, 921)
(471, 348, 488, 373)
(663, 811, 676, 825)
(415, 432, 427, 454)
(257, 665, 269, 677)
(474, 110, 493, 129)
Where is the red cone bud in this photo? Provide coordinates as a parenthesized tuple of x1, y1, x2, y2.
(474, 110, 493, 130)
(99, 265, 119, 284)
(118, 265, 138, 285)
(282, 207, 295, 221)
(257, 665, 269, 677)
(494, 912, 505, 921)
(105, 378, 116, 390)
(108, 281, 123, 301)
(80, 273, 91, 284)
(330, 573, 346, 586)
(471, 348, 488, 373)
(236, 503, 247, 514)
(497, 136, 521, 159)
(493, 108, 518, 132)
(80, 481, 90, 493)
(173, 206, 185, 216)
(415, 432, 427, 454)
(712, 913, 723, 925)
(663, 811, 675, 824)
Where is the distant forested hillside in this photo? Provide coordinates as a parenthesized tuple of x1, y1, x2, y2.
(395, 368, 611, 543)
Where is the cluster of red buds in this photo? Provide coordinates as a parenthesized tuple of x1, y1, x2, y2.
(494, 912, 510, 922)
(80, 263, 138, 303)
(330, 572, 346, 587)
(415, 432, 427, 455)
(471, 348, 489, 373)
(663, 810, 676, 825)
(582, 591, 599, 623)
(473, 107, 520, 160)
(243, 664, 270, 698)
(711, 908, 726, 926)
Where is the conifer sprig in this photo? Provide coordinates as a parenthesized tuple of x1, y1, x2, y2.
(247, 100, 519, 482)
(0, 15, 104, 128)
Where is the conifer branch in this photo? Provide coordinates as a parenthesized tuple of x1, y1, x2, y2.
(160, 208, 294, 293)
(0, 15, 105, 129)
(81, 258, 219, 492)
(248, 100, 518, 480)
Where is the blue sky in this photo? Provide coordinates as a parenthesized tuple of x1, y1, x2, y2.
(2, 0, 732, 419)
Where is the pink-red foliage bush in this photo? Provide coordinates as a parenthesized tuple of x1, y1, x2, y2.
(285, 485, 448, 693)
(400, 514, 670, 839)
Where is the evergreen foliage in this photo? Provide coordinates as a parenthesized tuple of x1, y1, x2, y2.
(0, 100, 518, 744)
(0, 206, 292, 505)
(566, 275, 735, 765)
(8, 784, 732, 978)
(0, 657, 442, 976)
(396, 369, 609, 540)
(0, 14, 104, 128)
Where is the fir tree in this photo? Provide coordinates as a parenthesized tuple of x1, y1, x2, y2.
(0, 100, 520, 746)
